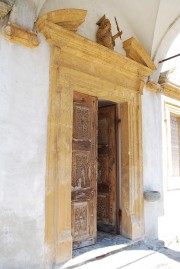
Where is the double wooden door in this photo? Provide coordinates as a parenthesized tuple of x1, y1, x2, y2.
(71, 92, 117, 249)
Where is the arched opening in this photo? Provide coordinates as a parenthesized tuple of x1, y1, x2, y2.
(159, 33, 180, 86)
(152, 15, 180, 82)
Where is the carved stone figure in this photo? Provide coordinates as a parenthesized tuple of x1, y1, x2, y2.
(96, 15, 122, 50)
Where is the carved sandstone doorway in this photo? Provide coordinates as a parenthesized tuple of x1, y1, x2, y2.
(36, 9, 155, 267)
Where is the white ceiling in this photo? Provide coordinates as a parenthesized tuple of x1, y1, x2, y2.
(110, 0, 180, 58)
(110, 0, 161, 55)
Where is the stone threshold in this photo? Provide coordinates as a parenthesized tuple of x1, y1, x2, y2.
(60, 232, 143, 269)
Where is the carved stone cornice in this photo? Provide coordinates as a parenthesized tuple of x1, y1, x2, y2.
(36, 9, 87, 33)
(36, 17, 154, 88)
(161, 83, 180, 101)
(3, 22, 39, 48)
(123, 37, 157, 70)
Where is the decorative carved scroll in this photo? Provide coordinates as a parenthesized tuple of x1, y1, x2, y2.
(3, 22, 39, 48)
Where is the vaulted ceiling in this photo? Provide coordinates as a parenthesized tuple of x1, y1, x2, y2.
(110, 0, 180, 59)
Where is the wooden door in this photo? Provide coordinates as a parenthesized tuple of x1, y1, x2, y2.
(72, 91, 98, 249)
(97, 105, 117, 233)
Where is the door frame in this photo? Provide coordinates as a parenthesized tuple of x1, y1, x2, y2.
(36, 12, 155, 267)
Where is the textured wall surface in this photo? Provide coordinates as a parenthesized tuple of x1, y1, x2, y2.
(9, 0, 46, 30)
(0, 35, 50, 268)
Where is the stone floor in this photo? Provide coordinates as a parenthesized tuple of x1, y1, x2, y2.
(60, 233, 180, 269)
(73, 231, 140, 257)
(61, 232, 143, 269)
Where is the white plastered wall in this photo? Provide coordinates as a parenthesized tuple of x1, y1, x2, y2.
(142, 89, 164, 240)
(0, 33, 50, 268)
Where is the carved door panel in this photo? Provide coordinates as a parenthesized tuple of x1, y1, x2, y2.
(72, 91, 98, 249)
(97, 105, 117, 233)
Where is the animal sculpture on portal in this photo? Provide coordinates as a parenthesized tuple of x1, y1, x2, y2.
(96, 15, 123, 50)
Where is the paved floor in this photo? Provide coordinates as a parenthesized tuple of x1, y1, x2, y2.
(73, 232, 139, 257)
(60, 233, 180, 269)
